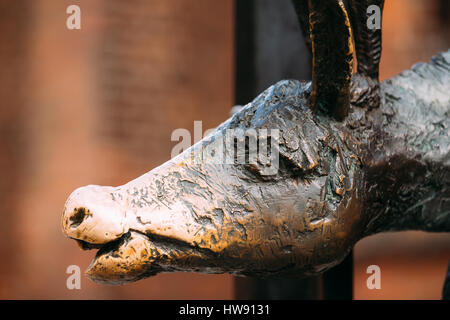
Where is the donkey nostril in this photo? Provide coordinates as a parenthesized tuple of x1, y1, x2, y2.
(70, 207, 88, 228)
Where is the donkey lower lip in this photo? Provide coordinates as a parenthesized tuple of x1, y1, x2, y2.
(82, 229, 208, 285)
(81, 230, 160, 285)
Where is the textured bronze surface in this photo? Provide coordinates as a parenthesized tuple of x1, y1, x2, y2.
(309, 0, 354, 120)
(348, 0, 384, 80)
(61, 2, 450, 285)
(348, 0, 384, 110)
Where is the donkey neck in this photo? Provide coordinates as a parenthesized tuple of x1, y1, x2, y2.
(359, 50, 450, 235)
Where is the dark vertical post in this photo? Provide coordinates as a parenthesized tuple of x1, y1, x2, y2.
(323, 253, 353, 299)
(233, 0, 353, 300)
(442, 261, 450, 300)
(234, 0, 255, 105)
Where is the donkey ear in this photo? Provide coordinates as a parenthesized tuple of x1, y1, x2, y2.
(347, 0, 384, 109)
(292, 0, 354, 121)
(348, 0, 384, 81)
(309, 0, 354, 121)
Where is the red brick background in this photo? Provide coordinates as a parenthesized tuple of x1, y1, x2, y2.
(0, 0, 234, 299)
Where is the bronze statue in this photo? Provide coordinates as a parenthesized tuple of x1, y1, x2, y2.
(61, 0, 449, 285)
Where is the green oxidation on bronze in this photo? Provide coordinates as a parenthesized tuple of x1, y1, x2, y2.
(60, 1, 449, 285)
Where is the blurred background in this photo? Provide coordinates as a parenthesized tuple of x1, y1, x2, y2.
(0, 0, 449, 299)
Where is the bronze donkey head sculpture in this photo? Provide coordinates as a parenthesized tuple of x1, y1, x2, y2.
(61, 0, 450, 285)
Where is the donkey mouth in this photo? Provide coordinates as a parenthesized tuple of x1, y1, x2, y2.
(75, 239, 107, 251)
(71, 228, 222, 285)
(69, 230, 165, 284)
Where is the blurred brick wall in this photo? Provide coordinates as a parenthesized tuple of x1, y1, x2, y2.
(97, 0, 234, 169)
(0, 1, 31, 298)
(0, 0, 233, 299)
(380, 0, 449, 80)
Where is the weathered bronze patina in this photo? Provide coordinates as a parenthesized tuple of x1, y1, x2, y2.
(61, 0, 449, 285)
